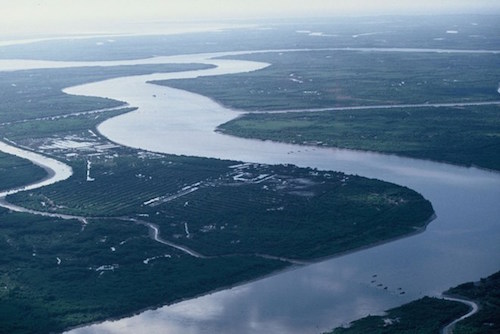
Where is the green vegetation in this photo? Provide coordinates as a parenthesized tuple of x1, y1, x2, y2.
(327, 297, 469, 334)
(8, 157, 433, 260)
(0, 208, 286, 333)
(8, 23, 496, 332)
(0, 56, 435, 332)
(0, 140, 434, 333)
(447, 271, 500, 334)
(161, 51, 500, 110)
(328, 270, 500, 334)
(219, 105, 500, 171)
(0, 63, 212, 123)
(149, 49, 500, 171)
(0, 152, 47, 191)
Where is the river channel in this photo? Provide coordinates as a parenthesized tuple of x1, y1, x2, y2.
(0, 49, 499, 333)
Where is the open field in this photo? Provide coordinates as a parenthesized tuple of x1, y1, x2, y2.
(154, 49, 500, 171)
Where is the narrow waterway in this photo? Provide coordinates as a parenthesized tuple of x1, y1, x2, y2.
(0, 49, 498, 333)
(441, 296, 479, 334)
(0, 141, 72, 198)
(62, 51, 500, 333)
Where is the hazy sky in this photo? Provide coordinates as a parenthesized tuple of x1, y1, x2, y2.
(2, 0, 500, 37)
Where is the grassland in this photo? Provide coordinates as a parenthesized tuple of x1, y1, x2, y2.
(1, 15, 499, 61)
(219, 105, 500, 171)
(327, 270, 500, 334)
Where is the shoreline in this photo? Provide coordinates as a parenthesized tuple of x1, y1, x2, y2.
(441, 294, 480, 334)
(0, 140, 72, 199)
(1, 48, 498, 333)
(63, 212, 437, 333)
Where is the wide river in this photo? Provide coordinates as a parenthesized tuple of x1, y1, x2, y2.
(1, 49, 499, 333)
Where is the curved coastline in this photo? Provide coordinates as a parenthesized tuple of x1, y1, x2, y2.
(0, 140, 72, 198)
(0, 140, 84, 223)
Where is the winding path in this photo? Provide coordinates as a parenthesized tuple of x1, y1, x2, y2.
(441, 296, 479, 334)
(0, 138, 218, 257)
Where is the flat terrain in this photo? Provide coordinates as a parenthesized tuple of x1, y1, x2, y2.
(219, 105, 500, 171)
(0, 47, 433, 332)
(328, 296, 469, 334)
(0, 153, 46, 191)
(1, 16, 498, 334)
(163, 51, 500, 110)
(0, 209, 285, 334)
(159, 50, 500, 171)
(328, 270, 500, 334)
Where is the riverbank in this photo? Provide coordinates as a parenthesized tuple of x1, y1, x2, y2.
(0, 43, 499, 333)
(61, 50, 500, 333)
(328, 270, 499, 334)
(0, 110, 435, 334)
(218, 104, 500, 171)
(0, 140, 72, 198)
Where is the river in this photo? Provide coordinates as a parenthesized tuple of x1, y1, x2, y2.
(64, 50, 500, 333)
(0, 49, 498, 333)
(0, 141, 72, 198)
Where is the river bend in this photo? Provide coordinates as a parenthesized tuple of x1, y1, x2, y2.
(0, 49, 498, 333)
(64, 50, 500, 334)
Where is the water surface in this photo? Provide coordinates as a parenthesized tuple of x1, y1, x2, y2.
(63, 51, 500, 333)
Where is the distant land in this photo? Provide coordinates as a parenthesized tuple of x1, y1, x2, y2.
(0, 15, 498, 334)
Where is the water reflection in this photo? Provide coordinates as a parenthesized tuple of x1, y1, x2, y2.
(65, 53, 500, 333)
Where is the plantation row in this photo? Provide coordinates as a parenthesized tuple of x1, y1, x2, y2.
(8, 154, 232, 216)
